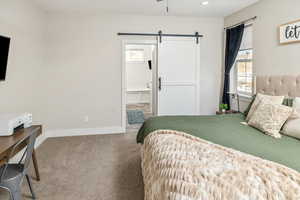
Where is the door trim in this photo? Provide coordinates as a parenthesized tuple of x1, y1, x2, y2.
(121, 39, 157, 132)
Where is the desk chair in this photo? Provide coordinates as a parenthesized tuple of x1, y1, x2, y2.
(0, 130, 38, 200)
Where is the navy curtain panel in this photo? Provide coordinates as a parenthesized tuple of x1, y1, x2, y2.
(222, 24, 245, 109)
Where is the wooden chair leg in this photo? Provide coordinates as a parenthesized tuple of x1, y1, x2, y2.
(32, 150, 40, 181)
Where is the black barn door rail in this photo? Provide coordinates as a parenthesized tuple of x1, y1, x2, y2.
(117, 30, 203, 44)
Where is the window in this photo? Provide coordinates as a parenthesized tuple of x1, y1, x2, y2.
(234, 24, 253, 95)
(126, 49, 145, 63)
(236, 49, 253, 95)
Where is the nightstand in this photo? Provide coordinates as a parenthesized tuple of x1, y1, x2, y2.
(216, 110, 240, 115)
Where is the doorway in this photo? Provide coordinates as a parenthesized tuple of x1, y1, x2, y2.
(121, 38, 200, 133)
(122, 41, 157, 132)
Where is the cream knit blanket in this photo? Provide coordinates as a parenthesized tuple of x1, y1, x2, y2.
(142, 130, 300, 200)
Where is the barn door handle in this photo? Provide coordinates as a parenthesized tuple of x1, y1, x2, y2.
(158, 77, 162, 91)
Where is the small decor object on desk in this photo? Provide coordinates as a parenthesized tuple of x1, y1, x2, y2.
(0, 113, 32, 136)
(219, 103, 228, 113)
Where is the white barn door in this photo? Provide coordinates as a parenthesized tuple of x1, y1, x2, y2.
(157, 38, 200, 116)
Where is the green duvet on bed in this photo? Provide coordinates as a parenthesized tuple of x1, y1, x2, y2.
(137, 114, 300, 172)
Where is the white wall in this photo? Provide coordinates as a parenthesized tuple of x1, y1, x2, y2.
(0, 3, 224, 134)
(0, 1, 46, 125)
(225, 0, 300, 76)
(43, 13, 224, 133)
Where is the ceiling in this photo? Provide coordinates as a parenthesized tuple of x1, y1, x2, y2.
(33, 0, 259, 17)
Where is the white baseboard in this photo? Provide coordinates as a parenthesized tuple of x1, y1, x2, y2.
(46, 126, 126, 138)
(35, 133, 48, 148)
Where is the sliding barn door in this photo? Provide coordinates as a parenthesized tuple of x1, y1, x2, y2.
(157, 38, 200, 116)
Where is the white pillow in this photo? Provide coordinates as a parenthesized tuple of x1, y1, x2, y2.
(248, 99, 293, 138)
(246, 93, 285, 122)
(282, 118, 300, 139)
(282, 97, 300, 139)
(293, 97, 300, 110)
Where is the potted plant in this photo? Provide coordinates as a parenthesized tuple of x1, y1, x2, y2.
(219, 103, 228, 113)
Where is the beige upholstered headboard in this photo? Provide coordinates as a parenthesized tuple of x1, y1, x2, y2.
(255, 75, 300, 97)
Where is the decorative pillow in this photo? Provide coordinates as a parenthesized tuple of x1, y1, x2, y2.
(243, 95, 256, 117)
(246, 93, 285, 122)
(248, 100, 293, 138)
(282, 118, 300, 139)
(282, 97, 300, 139)
(244, 96, 292, 117)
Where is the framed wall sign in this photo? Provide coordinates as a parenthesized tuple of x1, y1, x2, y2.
(279, 19, 300, 44)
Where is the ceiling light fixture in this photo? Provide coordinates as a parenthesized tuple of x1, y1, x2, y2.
(201, 1, 209, 5)
(157, 0, 169, 13)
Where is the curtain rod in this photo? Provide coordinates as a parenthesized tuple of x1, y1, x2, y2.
(117, 31, 203, 44)
(224, 16, 257, 30)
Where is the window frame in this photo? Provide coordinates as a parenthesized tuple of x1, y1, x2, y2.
(125, 48, 146, 63)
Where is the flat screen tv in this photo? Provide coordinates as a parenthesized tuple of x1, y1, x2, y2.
(0, 35, 10, 81)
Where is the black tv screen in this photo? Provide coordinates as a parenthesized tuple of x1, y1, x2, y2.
(0, 35, 10, 81)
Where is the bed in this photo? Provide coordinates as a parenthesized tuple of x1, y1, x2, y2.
(137, 75, 300, 200)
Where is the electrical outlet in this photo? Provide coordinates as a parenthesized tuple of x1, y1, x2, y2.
(84, 116, 89, 122)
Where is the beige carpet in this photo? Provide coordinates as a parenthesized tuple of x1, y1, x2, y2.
(0, 133, 144, 200)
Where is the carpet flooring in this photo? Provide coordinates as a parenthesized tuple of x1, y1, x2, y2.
(0, 133, 144, 200)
